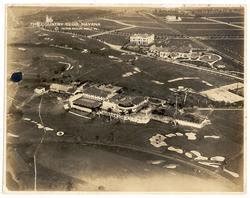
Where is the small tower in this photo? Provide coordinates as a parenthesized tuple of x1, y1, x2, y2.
(45, 15, 53, 23)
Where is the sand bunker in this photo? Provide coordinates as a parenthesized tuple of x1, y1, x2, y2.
(202, 80, 213, 87)
(151, 80, 164, 85)
(165, 133, 176, 138)
(7, 133, 19, 138)
(163, 164, 177, 169)
(223, 168, 239, 178)
(204, 135, 220, 139)
(185, 132, 197, 140)
(190, 150, 208, 161)
(185, 152, 193, 158)
(168, 146, 183, 154)
(210, 156, 225, 162)
(198, 161, 220, 168)
(122, 67, 141, 78)
(149, 134, 168, 148)
(168, 77, 200, 83)
(149, 160, 165, 165)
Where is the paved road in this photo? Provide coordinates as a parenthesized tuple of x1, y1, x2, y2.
(169, 60, 244, 81)
(88, 26, 136, 38)
(100, 18, 137, 27)
(202, 17, 244, 29)
(33, 96, 48, 191)
(88, 18, 136, 38)
(209, 16, 244, 19)
(195, 108, 243, 111)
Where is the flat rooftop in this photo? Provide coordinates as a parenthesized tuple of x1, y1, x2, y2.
(73, 96, 102, 109)
(96, 84, 123, 93)
(82, 86, 111, 98)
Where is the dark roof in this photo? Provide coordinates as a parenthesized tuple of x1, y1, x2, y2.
(67, 87, 77, 93)
(118, 97, 133, 107)
(73, 97, 102, 109)
(111, 95, 146, 107)
(83, 86, 111, 98)
(192, 48, 207, 52)
(149, 97, 165, 104)
(97, 84, 123, 93)
(132, 96, 145, 105)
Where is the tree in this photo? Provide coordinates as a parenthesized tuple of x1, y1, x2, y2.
(95, 135, 99, 142)
(66, 180, 74, 191)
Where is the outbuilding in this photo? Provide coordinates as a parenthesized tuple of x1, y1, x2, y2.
(34, 87, 46, 95)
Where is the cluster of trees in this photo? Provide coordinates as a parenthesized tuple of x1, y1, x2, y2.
(153, 9, 186, 17)
(164, 91, 243, 109)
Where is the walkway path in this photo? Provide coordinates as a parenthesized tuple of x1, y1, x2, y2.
(202, 17, 244, 29)
(88, 18, 136, 38)
(33, 96, 48, 191)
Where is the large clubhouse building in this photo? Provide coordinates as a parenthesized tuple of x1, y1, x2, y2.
(129, 33, 155, 46)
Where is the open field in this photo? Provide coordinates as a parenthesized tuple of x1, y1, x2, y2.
(122, 26, 177, 35)
(187, 29, 243, 37)
(161, 39, 205, 48)
(96, 34, 129, 45)
(202, 40, 244, 62)
(208, 17, 244, 23)
(166, 23, 244, 37)
(91, 18, 128, 30)
(115, 20, 164, 27)
(165, 23, 241, 30)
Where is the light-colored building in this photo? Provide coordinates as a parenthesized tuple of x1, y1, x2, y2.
(46, 15, 53, 23)
(159, 49, 179, 59)
(149, 45, 191, 60)
(34, 87, 46, 95)
(165, 15, 182, 22)
(130, 34, 155, 46)
(50, 83, 74, 94)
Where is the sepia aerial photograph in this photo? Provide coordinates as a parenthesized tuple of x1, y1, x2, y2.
(4, 4, 245, 192)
